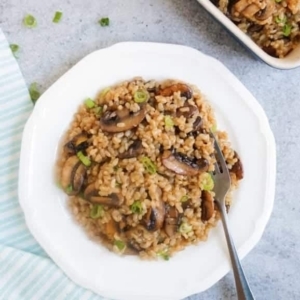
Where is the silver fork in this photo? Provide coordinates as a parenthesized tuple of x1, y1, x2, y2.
(210, 132, 255, 300)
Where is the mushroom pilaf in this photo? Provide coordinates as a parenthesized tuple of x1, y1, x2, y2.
(212, 0, 300, 58)
(56, 78, 243, 260)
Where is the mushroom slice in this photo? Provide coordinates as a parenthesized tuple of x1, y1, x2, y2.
(99, 107, 146, 133)
(84, 183, 123, 207)
(159, 83, 193, 99)
(201, 191, 214, 221)
(231, 152, 244, 180)
(64, 132, 89, 154)
(254, 0, 275, 22)
(192, 116, 203, 132)
(161, 150, 209, 176)
(61, 156, 86, 195)
(144, 189, 165, 231)
(164, 205, 182, 237)
(104, 219, 118, 241)
(118, 139, 143, 159)
(176, 104, 198, 119)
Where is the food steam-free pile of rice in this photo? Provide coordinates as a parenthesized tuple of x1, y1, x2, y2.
(56, 78, 243, 260)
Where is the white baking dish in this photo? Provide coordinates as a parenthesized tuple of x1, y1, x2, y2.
(197, 0, 300, 69)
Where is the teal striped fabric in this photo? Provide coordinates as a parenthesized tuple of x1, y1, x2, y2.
(0, 29, 102, 300)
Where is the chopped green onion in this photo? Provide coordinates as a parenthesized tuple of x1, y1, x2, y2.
(283, 24, 292, 37)
(94, 106, 103, 116)
(53, 11, 63, 23)
(29, 82, 40, 104)
(275, 0, 282, 3)
(200, 172, 214, 191)
(85, 98, 95, 108)
(157, 249, 170, 261)
(10, 44, 19, 55)
(140, 157, 157, 174)
(90, 204, 104, 219)
(164, 115, 174, 129)
(23, 14, 37, 28)
(180, 195, 189, 202)
(114, 240, 126, 251)
(116, 181, 122, 188)
(77, 151, 91, 167)
(99, 17, 110, 27)
(65, 185, 73, 193)
(211, 123, 217, 133)
(179, 223, 193, 234)
(275, 15, 287, 24)
(134, 89, 150, 103)
(113, 165, 119, 172)
(100, 87, 110, 99)
(130, 201, 143, 214)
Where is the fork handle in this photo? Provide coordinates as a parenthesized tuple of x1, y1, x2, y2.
(217, 201, 255, 300)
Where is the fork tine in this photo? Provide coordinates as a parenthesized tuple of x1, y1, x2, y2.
(210, 131, 229, 176)
(214, 162, 220, 174)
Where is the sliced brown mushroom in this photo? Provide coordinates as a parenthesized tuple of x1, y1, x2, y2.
(231, 152, 244, 180)
(64, 132, 89, 154)
(84, 183, 123, 207)
(118, 139, 143, 159)
(104, 219, 118, 240)
(99, 106, 146, 133)
(192, 116, 203, 132)
(176, 104, 198, 119)
(164, 205, 182, 237)
(61, 156, 86, 195)
(161, 150, 209, 176)
(159, 83, 193, 100)
(254, 0, 275, 21)
(201, 191, 214, 221)
(144, 188, 165, 231)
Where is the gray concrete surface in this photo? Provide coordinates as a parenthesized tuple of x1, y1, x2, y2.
(1, 0, 299, 299)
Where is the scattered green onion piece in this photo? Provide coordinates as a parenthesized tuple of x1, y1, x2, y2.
(53, 11, 63, 23)
(200, 172, 214, 191)
(77, 151, 91, 167)
(85, 98, 95, 108)
(90, 204, 104, 219)
(140, 157, 157, 174)
(134, 89, 150, 103)
(275, 0, 282, 3)
(99, 17, 110, 27)
(65, 185, 73, 194)
(211, 123, 217, 133)
(23, 14, 37, 28)
(180, 195, 189, 202)
(10, 44, 19, 55)
(100, 87, 110, 99)
(282, 24, 292, 37)
(157, 249, 170, 261)
(113, 166, 119, 172)
(275, 15, 287, 24)
(94, 106, 103, 116)
(114, 240, 126, 251)
(130, 201, 143, 214)
(179, 223, 193, 234)
(116, 181, 122, 188)
(29, 82, 40, 104)
(164, 115, 174, 129)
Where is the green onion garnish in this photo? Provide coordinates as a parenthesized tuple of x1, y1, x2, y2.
(29, 83, 40, 104)
(114, 240, 126, 251)
(211, 123, 217, 133)
(94, 106, 103, 116)
(10, 44, 19, 55)
(65, 185, 73, 194)
(179, 223, 193, 234)
(157, 249, 170, 261)
(164, 115, 174, 129)
(77, 151, 91, 167)
(99, 17, 110, 27)
(275, 15, 287, 24)
(23, 14, 37, 28)
(100, 87, 110, 99)
(140, 157, 157, 174)
(134, 89, 150, 103)
(115, 181, 122, 188)
(200, 172, 214, 191)
(85, 98, 95, 109)
(275, 0, 282, 3)
(90, 204, 104, 219)
(113, 165, 119, 172)
(53, 11, 63, 23)
(283, 24, 292, 37)
(130, 201, 143, 214)
(180, 195, 189, 202)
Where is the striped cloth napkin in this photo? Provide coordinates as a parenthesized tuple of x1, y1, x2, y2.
(0, 29, 102, 300)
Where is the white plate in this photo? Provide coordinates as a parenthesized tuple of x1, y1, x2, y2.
(197, 0, 300, 69)
(19, 42, 276, 300)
